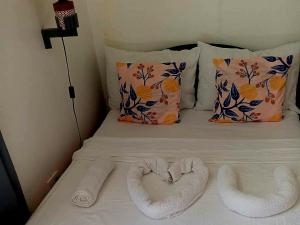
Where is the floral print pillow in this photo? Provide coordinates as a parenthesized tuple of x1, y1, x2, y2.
(210, 55, 293, 123)
(116, 62, 186, 125)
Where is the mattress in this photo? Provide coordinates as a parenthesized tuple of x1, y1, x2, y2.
(76, 110, 300, 163)
(26, 109, 300, 225)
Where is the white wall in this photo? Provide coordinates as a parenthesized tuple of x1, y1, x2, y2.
(86, 0, 107, 96)
(0, 0, 104, 211)
(87, 0, 300, 99)
(90, 0, 300, 51)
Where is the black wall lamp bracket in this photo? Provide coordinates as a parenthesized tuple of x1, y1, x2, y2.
(41, 14, 79, 49)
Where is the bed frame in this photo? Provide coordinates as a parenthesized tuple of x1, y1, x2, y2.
(169, 43, 300, 112)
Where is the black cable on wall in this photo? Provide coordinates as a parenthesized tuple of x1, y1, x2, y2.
(61, 37, 83, 147)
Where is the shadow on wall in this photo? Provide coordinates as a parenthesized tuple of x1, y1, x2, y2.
(1, 0, 106, 211)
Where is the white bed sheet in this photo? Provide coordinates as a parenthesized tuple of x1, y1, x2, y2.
(27, 109, 300, 225)
(74, 110, 300, 164)
(27, 160, 300, 225)
(96, 109, 300, 139)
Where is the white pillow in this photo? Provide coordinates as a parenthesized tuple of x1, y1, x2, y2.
(105, 46, 200, 109)
(196, 41, 300, 113)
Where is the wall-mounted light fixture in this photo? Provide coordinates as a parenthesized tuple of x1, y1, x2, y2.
(41, 0, 83, 146)
(41, 0, 79, 49)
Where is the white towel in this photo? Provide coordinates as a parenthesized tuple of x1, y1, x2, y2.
(136, 158, 170, 182)
(168, 158, 196, 182)
(127, 158, 209, 219)
(217, 165, 299, 217)
(71, 158, 114, 208)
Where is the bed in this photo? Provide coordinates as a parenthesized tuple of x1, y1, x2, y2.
(27, 0, 300, 221)
(26, 108, 300, 225)
(27, 39, 300, 224)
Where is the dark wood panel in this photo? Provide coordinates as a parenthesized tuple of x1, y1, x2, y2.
(297, 74, 300, 109)
(0, 132, 30, 225)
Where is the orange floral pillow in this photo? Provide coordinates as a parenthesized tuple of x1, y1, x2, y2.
(210, 55, 294, 123)
(116, 62, 186, 124)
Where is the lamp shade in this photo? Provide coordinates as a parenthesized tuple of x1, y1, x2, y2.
(53, 0, 76, 30)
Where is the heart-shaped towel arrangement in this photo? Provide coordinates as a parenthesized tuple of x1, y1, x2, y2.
(217, 165, 299, 218)
(127, 158, 209, 219)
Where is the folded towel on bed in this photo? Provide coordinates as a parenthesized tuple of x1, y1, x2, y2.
(168, 158, 197, 182)
(136, 158, 170, 182)
(217, 165, 299, 217)
(127, 157, 209, 219)
(71, 158, 114, 208)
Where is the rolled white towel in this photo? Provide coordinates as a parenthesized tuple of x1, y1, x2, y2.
(71, 158, 114, 208)
(217, 165, 299, 217)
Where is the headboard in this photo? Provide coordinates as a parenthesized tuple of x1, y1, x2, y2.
(168, 43, 300, 110)
(101, 0, 300, 51)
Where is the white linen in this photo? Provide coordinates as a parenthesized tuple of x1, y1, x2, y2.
(26, 161, 300, 225)
(217, 165, 299, 218)
(95, 110, 300, 140)
(127, 158, 208, 219)
(71, 158, 114, 208)
(26, 109, 300, 225)
(195, 41, 300, 113)
(76, 110, 300, 164)
(74, 137, 300, 164)
(105, 46, 200, 109)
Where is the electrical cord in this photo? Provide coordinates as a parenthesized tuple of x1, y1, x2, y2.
(61, 37, 83, 147)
